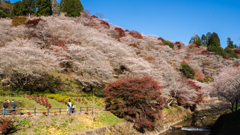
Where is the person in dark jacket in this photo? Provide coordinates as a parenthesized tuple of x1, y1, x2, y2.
(11, 99, 17, 113)
(3, 100, 9, 115)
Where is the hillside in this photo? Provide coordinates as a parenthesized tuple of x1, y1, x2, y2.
(0, 1, 13, 9)
(0, 12, 240, 103)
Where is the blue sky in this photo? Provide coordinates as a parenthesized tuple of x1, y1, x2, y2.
(10, 0, 240, 48)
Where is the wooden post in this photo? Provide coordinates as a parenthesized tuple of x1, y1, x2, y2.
(59, 107, 61, 114)
(47, 107, 49, 115)
(80, 107, 81, 113)
(19, 107, 21, 116)
(34, 107, 36, 116)
(2, 109, 4, 116)
(87, 106, 88, 112)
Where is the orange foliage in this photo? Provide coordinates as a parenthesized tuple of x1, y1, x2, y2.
(181, 61, 188, 65)
(193, 68, 204, 80)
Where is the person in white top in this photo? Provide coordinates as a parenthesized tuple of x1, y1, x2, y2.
(67, 99, 72, 114)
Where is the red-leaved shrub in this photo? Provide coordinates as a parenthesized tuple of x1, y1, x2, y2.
(25, 18, 45, 28)
(201, 50, 211, 55)
(104, 76, 165, 131)
(0, 117, 12, 133)
(174, 42, 182, 49)
(42, 112, 47, 116)
(114, 27, 125, 38)
(100, 21, 110, 28)
(129, 30, 142, 39)
(157, 37, 165, 42)
(234, 49, 240, 55)
(91, 15, 98, 19)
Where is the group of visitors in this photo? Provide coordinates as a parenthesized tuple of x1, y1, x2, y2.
(3, 99, 76, 115)
(3, 99, 17, 115)
(67, 99, 76, 114)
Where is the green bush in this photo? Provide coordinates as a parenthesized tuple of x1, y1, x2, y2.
(224, 47, 238, 59)
(18, 91, 24, 95)
(163, 41, 174, 49)
(0, 90, 4, 96)
(207, 46, 226, 57)
(164, 104, 170, 109)
(197, 79, 203, 82)
(5, 91, 12, 96)
(25, 91, 31, 95)
(180, 63, 195, 79)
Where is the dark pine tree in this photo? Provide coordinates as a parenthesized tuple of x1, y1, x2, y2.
(207, 32, 226, 57)
(36, 0, 52, 16)
(189, 34, 202, 46)
(22, 0, 36, 16)
(10, 1, 26, 17)
(60, 0, 83, 17)
(201, 34, 208, 47)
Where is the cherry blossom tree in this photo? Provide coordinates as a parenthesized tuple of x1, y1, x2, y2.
(212, 66, 240, 113)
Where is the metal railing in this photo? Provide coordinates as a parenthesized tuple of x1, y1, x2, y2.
(0, 106, 94, 117)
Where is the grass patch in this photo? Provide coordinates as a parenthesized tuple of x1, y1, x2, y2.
(12, 112, 125, 134)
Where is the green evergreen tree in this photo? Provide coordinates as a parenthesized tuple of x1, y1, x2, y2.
(36, 0, 52, 16)
(0, 6, 10, 18)
(201, 34, 208, 47)
(224, 47, 238, 58)
(208, 32, 220, 47)
(60, 0, 83, 17)
(22, 0, 36, 16)
(10, 1, 25, 18)
(207, 32, 226, 57)
(189, 34, 202, 46)
(226, 37, 237, 49)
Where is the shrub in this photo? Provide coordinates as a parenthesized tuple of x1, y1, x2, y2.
(203, 77, 213, 83)
(193, 68, 204, 80)
(163, 41, 174, 49)
(180, 63, 195, 79)
(157, 37, 165, 42)
(24, 18, 45, 28)
(100, 21, 110, 28)
(42, 112, 47, 115)
(129, 30, 143, 39)
(207, 46, 226, 57)
(175, 41, 182, 49)
(11, 16, 27, 27)
(0, 117, 12, 133)
(201, 50, 210, 55)
(27, 112, 31, 115)
(234, 49, 240, 55)
(224, 47, 238, 58)
(129, 44, 139, 49)
(114, 27, 125, 38)
(164, 104, 169, 109)
(18, 91, 24, 95)
(104, 76, 165, 131)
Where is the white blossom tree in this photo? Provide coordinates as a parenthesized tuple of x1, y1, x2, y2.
(212, 66, 240, 113)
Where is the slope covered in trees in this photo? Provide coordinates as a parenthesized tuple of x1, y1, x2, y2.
(0, 12, 240, 118)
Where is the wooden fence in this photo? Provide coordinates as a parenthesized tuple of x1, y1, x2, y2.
(0, 106, 94, 117)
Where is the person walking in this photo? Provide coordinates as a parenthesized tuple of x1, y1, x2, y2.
(67, 99, 72, 114)
(3, 100, 10, 115)
(11, 99, 17, 113)
(72, 104, 76, 113)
